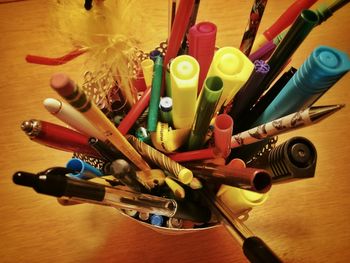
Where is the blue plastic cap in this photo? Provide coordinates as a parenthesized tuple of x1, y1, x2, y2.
(150, 214, 164, 227)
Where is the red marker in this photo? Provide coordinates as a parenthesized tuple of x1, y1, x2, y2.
(251, 0, 317, 52)
(188, 22, 217, 93)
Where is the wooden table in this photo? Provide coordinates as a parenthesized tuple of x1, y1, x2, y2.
(0, 0, 349, 262)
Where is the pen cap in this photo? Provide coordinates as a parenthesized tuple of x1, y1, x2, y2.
(266, 136, 317, 182)
(294, 45, 350, 96)
(66, 158, 103, 179)
(170, 55, 200, 129)
(140, 59, 154, 88)
(206, 47, 254, 111)
(217, 184, 268, 216)
(188, 21, 217, 92)
(214, 114, 233, 158)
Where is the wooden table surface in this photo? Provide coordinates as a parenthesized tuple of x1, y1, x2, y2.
(0, 0, 349, 262)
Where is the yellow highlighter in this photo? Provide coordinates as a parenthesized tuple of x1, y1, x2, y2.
(206, 47, 254, 113)
(170, 55, 199, 129)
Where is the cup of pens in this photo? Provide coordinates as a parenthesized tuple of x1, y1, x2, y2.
(15, 0, 350, 262)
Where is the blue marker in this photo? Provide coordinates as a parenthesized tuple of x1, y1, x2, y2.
(150, 214, 164, 227)
(66, 158, 103, 179)
(253, 45, 350, 126)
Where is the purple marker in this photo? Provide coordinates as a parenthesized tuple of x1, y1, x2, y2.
(248, 41, 276, 62)
(228, 60, 270, 132)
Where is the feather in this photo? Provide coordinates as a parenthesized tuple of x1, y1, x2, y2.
(50, 0, 147, 106)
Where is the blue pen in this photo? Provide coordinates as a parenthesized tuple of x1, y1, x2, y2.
(253, 45, 350, 126)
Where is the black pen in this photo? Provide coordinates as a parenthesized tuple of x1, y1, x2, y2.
(13, 171, 211, 223)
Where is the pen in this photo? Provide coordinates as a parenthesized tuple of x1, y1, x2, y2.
(178, 0, 201, 55)
(188, 76, 223, 150)
(250, 136, 317, 183)
(126, 135, 193, 185)
(254, 46, 350, 125)
(244, 67, 297, 130)
(313, 0, 350, 25)
(168, 0, 177, 39)
(163, 0, 195, 71)
(88, 137, 125, 162)
(147, 56, 163, 132)
(12, 171, 211, 222)
(21, 119, 101, 158)
(256, 9, 319, 94)
(50, 73, 150, 171)
(118, 88, 151, 135)
(250, 0, 350, 62)
(251, 0, 318, 53)
(248, 30, 287, 62)
(43, 98, 106, 141)
(228, 60, 270, 130)
(232, 104, 345, 148)
(186, 163, 272, 193)
(202, 188, 282, 263)
(168, 148, 217, 163)
(239, 0, 268, 56)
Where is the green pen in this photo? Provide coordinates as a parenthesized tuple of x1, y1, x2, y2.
(147, 56, 163, 132)
(188, 76, 223, 150)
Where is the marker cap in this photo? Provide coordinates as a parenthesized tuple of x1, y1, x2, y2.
(170, 55, 200, 129)
(214, 114, 233, 158)
(140, 59, 154, 88)
(217, 185, 268, 216)
(295, 46, 350, 94)
(206, 47, 254, 110)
